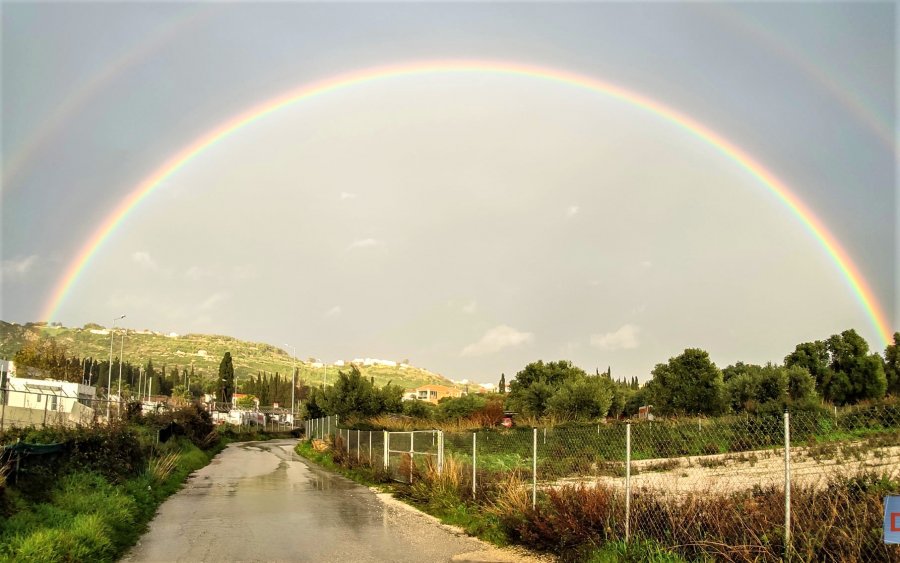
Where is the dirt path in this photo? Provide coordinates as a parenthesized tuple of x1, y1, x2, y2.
(123, 439, 547, 562)
(557, 440, 900, 495)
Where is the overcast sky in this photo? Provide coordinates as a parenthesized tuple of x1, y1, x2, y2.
(1, 3, 896, 383)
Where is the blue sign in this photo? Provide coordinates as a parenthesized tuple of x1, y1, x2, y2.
(886, 496, 900, 544)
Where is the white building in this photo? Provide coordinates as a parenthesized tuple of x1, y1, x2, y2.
(2, 374, 97, 427)
(4, 376, 96, 411)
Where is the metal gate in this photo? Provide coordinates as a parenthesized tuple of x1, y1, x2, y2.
(383, 430, 444, 483)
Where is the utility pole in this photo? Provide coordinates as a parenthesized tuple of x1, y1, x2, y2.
(117, 328, 126, 406)
(106, 314, 125, 420)
(284, 344, 296, 426)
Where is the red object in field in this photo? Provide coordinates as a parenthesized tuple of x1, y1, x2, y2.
(892, 512, 900, 532)
(502, 416, 513, 428)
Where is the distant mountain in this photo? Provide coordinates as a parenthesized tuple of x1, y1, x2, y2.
(0, 321, 459, 390)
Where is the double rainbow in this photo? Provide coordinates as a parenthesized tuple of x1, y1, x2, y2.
(40, 60, 894, 346)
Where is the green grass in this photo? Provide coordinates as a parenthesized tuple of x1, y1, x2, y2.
(0, 435, 229, 562)
(584, 540, 691, 563)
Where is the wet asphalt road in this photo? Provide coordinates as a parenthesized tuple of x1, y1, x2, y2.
(123, 439, 523, 563)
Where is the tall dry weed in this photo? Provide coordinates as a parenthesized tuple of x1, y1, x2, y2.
(147, 452, 180, 483)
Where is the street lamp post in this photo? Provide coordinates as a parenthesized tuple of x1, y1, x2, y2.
(106, 314, 125, 420)
(117, 328, 126, 405)
(284, 344, 296, 426)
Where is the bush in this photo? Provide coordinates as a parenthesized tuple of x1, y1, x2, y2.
(403, 400, 435, 420)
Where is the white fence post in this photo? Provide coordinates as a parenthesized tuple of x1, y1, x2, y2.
(626, 422, 632, 543)
(369, 431, 372, 465)
(532, 427, 537, 510)
(438, 431, 444, 475)
(785, 411, 791, 560)
(410, 432, 415, 484)
(357, 430, 360, 463)
(472, 432, 477, 499)
(384, 431, 389, 471)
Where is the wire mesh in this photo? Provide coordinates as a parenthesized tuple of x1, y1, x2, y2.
(303, 408, 900, 561)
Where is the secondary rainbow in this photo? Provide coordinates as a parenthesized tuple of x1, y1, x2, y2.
(41, 60, 894, 346)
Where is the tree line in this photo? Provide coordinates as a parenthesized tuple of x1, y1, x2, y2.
(10, 327, 900, 423)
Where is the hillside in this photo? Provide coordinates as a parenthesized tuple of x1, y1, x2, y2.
(0, 321, 459, 390)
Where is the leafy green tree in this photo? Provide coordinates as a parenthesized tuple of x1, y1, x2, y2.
(321, 366, 402, 419)
(785, 341, 832, 392)
(885, 333, 900, 396)
(508, 360, 586, 416)
(724, 363, 816, 413)
(498, 373, 506, 394)
(785, 365, 817, 403)
(647, 349, 726, 415)
(607, 379, 632, 418)
(512, 380, 555, 417)
(787, 330, 885, 404)
(300, 387, 327, 419)
(219, 352, 235, 403)
(546, 376, 614, 421)
(826, 330, 886, 404)
(436, 394, 488, 421)
(402, 399, 434, 419)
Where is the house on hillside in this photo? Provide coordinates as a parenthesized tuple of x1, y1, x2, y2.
(402, 384, 462, 405)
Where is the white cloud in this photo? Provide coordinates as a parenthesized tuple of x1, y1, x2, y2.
(131, 251, 157, 270)
(340, 192, 357, 200)
(462, 301, 477, 314)
(185, 266, 208, 281)
(324, 305, 342, 318)
(461, 325, 534, 357)
(590, 324, 640, 350)
(641, 260, 653, 268)
(566, 205, 580, 217)
(346, 238, 383, 251)
(1, 255, 37, 278)
(199, 291, 230, 311)
(231, 265, 258, 281)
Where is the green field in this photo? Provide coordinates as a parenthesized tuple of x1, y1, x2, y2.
(0, 321, 460, 390)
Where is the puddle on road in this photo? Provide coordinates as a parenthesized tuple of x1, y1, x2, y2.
(126, 438, 504, 562)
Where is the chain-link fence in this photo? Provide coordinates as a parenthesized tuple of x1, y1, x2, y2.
(304, 404, 900, 560)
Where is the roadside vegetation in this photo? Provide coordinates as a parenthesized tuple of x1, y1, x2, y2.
(296, 328, 900, 562)
(0, 404, 286, 562)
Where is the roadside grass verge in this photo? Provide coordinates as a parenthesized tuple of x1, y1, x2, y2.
(296, 436, 899, 562)
(0, 404, 286, 562)
(0, 434, 224, 562)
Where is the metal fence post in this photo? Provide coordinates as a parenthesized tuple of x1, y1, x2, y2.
(384, 431, 389, 471)
(357, 430, 360, 463)
(410, 432, 415, 484)
(369, 431, 372, 465)
(532, 427, 537, 510)
(626, 422, 632, 543)
(472, 432, 477, 499)
(438, 431, 444, 475)
(785, 411, 791, 561)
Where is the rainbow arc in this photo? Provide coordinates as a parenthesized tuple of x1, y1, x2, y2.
(40, 60, 893, 346)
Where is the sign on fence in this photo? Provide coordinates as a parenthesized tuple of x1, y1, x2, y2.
(885, 496, 900, 544)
